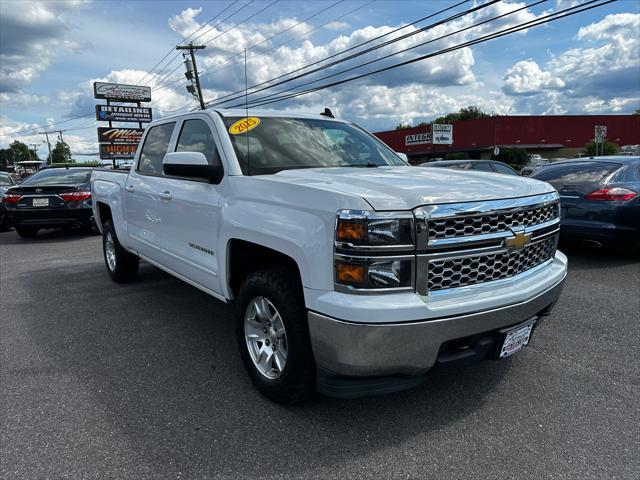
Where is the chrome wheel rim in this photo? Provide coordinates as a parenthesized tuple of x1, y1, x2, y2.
(244, 296, 288, 379)
(105, 232, 116, 272)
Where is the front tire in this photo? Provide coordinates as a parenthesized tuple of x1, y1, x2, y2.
(102, 220, 139, 283)
(235, 268, 315, 404)
(15, 226, 39, 238)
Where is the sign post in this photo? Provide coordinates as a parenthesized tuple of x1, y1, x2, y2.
(94, 82, 152, 167)
(594, 125, 607, 156)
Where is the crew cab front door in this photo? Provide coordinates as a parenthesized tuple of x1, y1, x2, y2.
(153, 115, 225, 294)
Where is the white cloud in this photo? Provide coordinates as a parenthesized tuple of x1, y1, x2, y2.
(325, 21, 349, 31)
(502, 13, 640, 114)
(503, 60, 565, 94)
(0, 1, 86, 92)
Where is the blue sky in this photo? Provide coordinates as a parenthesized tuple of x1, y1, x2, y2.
(0, 0, 638, 158)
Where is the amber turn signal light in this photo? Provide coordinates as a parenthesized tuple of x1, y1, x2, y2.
(335, 261, 366, 286)
(336, 221, 367, 242)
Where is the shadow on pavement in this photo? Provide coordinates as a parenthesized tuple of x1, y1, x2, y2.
(14, 260, 509, 478)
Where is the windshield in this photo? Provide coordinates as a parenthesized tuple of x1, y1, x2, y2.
(19, 168, 93, 186)
(223, 116, 406, 175)
(0, 175, 14, 186)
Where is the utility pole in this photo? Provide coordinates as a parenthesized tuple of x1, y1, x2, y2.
(57, 130, 68, 162)
(177, 43, 206, 110)
(43, 131, 52, 164)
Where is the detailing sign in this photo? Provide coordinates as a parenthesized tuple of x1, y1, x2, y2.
(96, 104, 152, 123)
(432, 124, 453, 145)
(405, 132, 432, 146)
(99, 143, 138, 160)
(93, 82, 152, 102)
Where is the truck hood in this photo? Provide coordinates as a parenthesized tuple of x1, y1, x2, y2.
(268, 166, 555, 210)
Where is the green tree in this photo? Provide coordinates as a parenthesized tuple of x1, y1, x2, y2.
(491, 147, 528, 169)
(434, 105, 490, 124)
(584, 139, 619, 156)
(395, 123, 412, 130)
(443, 152, 470, 160)
(0, 148, 13, 170)
(633, 108, 640, 115)
(51, 141, 72, 163)
(9, 140, 31, 163)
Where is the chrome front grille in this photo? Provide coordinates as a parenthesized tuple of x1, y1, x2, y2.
(415, 192, 561, 295)
(427, 236, 556, 291)
(427, 202, 559, 240)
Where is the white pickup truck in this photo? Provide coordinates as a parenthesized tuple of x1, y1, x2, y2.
(91, 109, 567, 404)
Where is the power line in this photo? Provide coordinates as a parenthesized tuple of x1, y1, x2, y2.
(205, 0, 473, 107)
(196, 0, 346, 77)
(155, 0, 280, 93)
(239, 0, 616, 109)
(198, 0, 376, 81)
(151, 0, 266, 92)
(234, 0, 543, 108)
(136, 1, 242, 86)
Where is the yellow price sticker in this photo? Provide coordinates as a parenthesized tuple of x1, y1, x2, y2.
(228, 117, 260, 135)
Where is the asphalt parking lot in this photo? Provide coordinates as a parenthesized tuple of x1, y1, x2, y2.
(1, 229, 638, 480)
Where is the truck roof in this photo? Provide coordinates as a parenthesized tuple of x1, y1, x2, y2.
(151, 108, 343, 124)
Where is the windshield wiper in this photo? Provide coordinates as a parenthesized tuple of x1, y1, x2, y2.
(350, 162, 379, 168)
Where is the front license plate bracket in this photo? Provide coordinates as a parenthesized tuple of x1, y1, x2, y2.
(498, 319, 536, 359)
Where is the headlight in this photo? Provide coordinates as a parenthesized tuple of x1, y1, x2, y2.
(334, 210, 415, 292)
(335, 210, 414, 250)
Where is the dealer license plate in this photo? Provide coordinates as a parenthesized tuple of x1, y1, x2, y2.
(499, 321, 535, 358)
(32, 198, 49, 207)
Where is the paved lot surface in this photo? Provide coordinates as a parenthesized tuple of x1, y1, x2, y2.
(1, 229, 638, 479)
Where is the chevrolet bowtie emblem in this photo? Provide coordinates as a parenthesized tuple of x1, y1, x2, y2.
(505, 229, 531, 251)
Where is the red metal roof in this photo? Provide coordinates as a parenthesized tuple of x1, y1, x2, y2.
(374, 115, 640, 155)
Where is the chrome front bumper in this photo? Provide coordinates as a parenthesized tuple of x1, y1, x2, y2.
(308, 276, 565, 377)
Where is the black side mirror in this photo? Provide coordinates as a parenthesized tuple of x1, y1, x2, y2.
(162, 152, 223, 183)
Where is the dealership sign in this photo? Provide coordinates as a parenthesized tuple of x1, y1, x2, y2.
(97, 127, 145, 144)
(96, 104, 152, 123)
(93, 82, 152, 102)
(405, 133, 432, 146)
(432, 124, 453, 145)
(99, 143, 138, 160)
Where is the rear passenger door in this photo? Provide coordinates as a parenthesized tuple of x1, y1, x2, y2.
(124, 121, 177, 258)
(153, 114, 225, 294)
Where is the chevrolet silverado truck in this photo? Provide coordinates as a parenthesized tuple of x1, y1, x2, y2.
(91, 109, 567, 404)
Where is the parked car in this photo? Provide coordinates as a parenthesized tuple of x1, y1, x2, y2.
(1, 167, 95, 238)
(420, 159, 519, 176)
(0, 172, 17, 231)
(92, 109, 566, 404)
(531, 156, 640, 253)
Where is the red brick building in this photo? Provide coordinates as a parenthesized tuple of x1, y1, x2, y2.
(374, 115, 640, 164)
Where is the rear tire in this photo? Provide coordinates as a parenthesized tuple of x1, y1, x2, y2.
(235, 268, 315, 404)
(102, 220, 139, 283)
(16, 226, 39, 238)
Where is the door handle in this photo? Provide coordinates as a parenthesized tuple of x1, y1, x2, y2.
(158, 191, 172, 200)
(124, 185, 135, 192)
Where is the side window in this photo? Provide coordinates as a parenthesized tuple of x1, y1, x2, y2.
(474, 162, 493, 172)
(493, 163, 517, 175)
(175, 119, 221, 166)
(137, 122, 176, 175)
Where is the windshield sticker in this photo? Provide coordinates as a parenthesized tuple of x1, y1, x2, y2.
(228, 117, 260, 135)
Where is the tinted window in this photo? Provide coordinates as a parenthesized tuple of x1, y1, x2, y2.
(176, 119, 221, 166)
(447, 162, 474, 170)
(19, 169, 92, 185)
(0, 175, 14, 186)
(474, 162, 493, 172)
(137, 122, 176, 175)
(493, 163, 517, 175)
(532, 162, 621, 185)
(223, 117, 405, 175)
